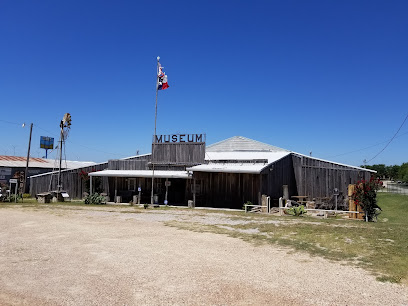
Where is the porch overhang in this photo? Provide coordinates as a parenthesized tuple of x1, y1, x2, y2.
(88, 170, 191, 179)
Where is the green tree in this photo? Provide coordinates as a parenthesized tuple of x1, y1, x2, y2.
(364, 164, 387, 178)
(399, 163, 408, 182)
(387, 165, 400, 180)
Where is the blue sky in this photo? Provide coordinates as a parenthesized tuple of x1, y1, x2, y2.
(1, 0, 407, 166)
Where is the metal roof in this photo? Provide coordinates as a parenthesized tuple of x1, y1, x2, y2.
(292, 153, 376, 173)
(205, 151, 290, 163)
(89, 170, 190, 179)
(0, 155, 96, 169)
(206, 136, 289, 152)
(189, 151, 290, 174)
(187, 163, 266, 174)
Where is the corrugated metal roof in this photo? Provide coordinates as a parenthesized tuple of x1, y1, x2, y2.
(189, 151, 290, 174)
(292, 153, 377, 173)
(89, 170, 190, 179)
(187, 163, 266, 174)
(0, 155, 96, 169)
(205, 151, 290, 164)
(206, 136, 289, 152)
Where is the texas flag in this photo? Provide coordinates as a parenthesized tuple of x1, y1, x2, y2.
(157, 62, 169, 90)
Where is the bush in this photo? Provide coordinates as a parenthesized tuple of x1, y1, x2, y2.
(23, 193, 31, 198)
(352, 177, 382, 222)
(243, 201, 252, 211)
(3, 194, 21, 203)
(286, 205, 307, 216)
(84, 193, 106, 205)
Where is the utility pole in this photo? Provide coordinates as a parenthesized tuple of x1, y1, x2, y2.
(57, 120, 64, 192)
(23, 123, 33, 196)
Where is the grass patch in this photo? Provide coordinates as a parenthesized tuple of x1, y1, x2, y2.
(166, 193, 408, 284)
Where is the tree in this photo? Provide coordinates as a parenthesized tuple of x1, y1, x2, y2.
(399, 163, 408, 182)
(387, 165, 400, 180)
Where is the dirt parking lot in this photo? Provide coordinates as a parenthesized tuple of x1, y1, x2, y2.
(1, 205, 407, 305)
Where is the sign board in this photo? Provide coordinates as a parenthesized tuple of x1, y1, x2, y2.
(9, 179, 18, 184)
(61, 193, 70, 198)
(154, 134, 205, 144)
(0, 168, 12, 175)
(165, 181, 171, 187)
(40, 136, 54, 149)
(138, 187, 142, 192)
(152, 133, 206, 165)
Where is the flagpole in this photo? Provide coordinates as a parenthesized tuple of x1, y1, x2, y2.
(151, 56, 160, 206)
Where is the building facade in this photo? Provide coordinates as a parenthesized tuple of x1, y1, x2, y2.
(30, 136, 374, 209)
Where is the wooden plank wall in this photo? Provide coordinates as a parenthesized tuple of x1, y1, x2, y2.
(152, 143, 205, 165)
(29, 163, 108, 199)
(292, 154, 372, 199)
(261, 155, 297, 199)
(193, 172, 260, 209)
(108, 159, 150, 170)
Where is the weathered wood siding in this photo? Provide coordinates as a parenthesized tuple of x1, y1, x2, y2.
(260, 155, 297, 199)
(108, 159, 150, 170)
(29, 163, 108, 199)
(193, 172, 260, 209)
(292, 154, 372, 199)
(152, 143, 205, 165)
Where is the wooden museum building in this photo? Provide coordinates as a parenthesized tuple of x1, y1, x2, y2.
(30, 135, 374, 209)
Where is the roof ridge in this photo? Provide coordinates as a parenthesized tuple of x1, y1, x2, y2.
(206, 136, 289, 152)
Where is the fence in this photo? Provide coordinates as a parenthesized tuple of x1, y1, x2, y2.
(378, 182, 408, 195)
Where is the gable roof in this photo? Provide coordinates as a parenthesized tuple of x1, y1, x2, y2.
(206, 136, 289, 152)
(0, 155, 96, 169)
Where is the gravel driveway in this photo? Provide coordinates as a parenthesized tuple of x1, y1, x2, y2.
(1, 205, 407, 305)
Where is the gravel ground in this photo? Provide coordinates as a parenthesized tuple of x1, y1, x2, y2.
(0, 205, 407, 306)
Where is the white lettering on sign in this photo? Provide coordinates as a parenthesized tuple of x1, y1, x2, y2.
(154, 134, 205, 144)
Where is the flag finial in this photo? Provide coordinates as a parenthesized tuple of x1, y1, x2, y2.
(157, 56, 160, 61)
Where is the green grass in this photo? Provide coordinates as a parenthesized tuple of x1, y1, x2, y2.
(166, 193, 408, 284)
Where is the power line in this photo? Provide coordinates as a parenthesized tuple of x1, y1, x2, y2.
(0, 119, 21, 126)
(1, 119, 126, 158)
(325, 130, 408, 159)
(366, 113, 408, 163)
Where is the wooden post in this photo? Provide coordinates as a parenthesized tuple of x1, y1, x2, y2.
(279, 197, 283, 216)
(193, 178, 196, 207)
(165, 178, 168, 204)
(348, 184, 355, 219)
(114, 177, 117, 202)
(90, 176, 93, 195)
(282, 185, 289, 200)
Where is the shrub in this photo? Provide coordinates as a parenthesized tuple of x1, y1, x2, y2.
(243, 201, 252, 211)
(286, 205, 307, 216)
(3, 194, 21, 203)
(352, 177, 382, 222)
(84, 193, 106, 205)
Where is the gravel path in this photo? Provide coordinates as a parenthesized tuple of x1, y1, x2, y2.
(0, 206, 407, 305)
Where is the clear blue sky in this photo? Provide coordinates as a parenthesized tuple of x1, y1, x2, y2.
(1, 0, 407, 166)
